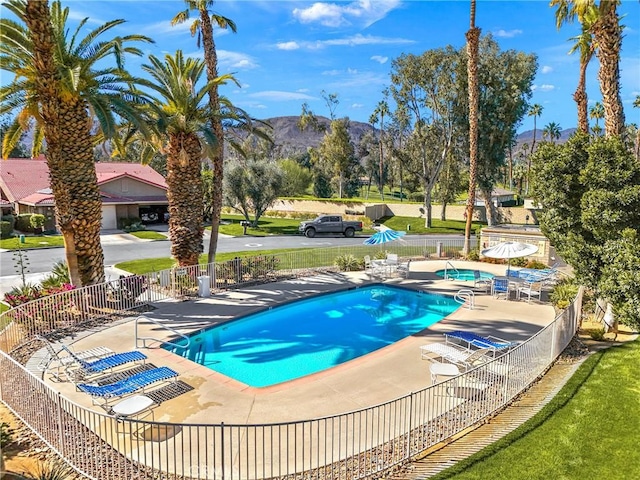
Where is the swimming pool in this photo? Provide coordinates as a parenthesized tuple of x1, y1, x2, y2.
(165, 285, 459, 387)
(435, 268, 494, 282)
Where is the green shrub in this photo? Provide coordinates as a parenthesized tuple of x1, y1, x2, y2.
(1, 214, 15, 226)
(118, 217, 142, 229)
(589, 328, 606, 340)
(467, 249, 480, 261)
(30, 214, 46, 230)
(550, 278, 579, 309)
(16, 213, 33, 232)
(524, 260, 549, 269)
(334, 254, 363, 272)
(0, 220, 13, 239)
(408, 191, 423, 202)
(511, 257, 528, 267)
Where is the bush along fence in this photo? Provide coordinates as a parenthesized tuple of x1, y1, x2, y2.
(0, 243, 582, 480)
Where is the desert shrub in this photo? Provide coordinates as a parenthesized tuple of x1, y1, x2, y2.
(243, 255, 280, 279)
(467, 249, 480, 261)
(30, 213, 45, 230)
(0, 220, 13, 239)
(524, 260, 549, 269)
(40, 260, 71, 289)
(334, 254, 363, 272)
(118, 217, 142, 229)
(123, 222, 146, 232)
(3, 283, 44, 307)
(511, 257, 528, 267)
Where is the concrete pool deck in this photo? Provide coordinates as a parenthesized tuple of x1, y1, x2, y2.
(51, 260, 558, 426)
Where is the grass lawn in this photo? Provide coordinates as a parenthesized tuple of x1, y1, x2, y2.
(128, 230, 167, 240)
(380, 216, 483, 235)
(432, 339, 640, 479)
(0, 235, 64, 250)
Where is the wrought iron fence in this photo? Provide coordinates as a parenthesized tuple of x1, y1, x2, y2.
(0, 240, 582, 480)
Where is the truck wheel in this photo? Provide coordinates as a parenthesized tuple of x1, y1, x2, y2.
(344, 228, 355, 238)
(305, 228, 316, 238)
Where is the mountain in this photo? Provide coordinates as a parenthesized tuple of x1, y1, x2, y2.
(516, 128, 576, 143)
(258, 116, 375, 157)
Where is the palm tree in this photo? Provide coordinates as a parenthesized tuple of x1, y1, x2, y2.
(1, 0, 152, 286)
(542, 122, 562, 143)
(550, 0, 624, 136)
(140, 51, 234, 266)
(589, 101, 605, 132)
(370, 100, 390, 200)
(172, 1, 237, 265)
(463, 0, 481, 256)
(525, 104, 543, 195)
(552, 0, 596, 135)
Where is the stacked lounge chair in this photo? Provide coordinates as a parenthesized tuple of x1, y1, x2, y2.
(444, 330, 519, 356)
(61, 345, 147, 381)
(77, 366, 178, 406)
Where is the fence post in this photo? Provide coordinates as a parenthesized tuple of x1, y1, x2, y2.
(57, 392, 65, 457)
(407, 393, 414, 460)
(220, 422, 225, 480)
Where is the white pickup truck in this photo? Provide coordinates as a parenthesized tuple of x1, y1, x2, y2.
(298, 215, 363, 238)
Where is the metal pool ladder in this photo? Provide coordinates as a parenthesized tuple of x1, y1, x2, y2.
(444, 261, 459, 280)
(454, 289, 475, 310)
(134, 315, 190, 349)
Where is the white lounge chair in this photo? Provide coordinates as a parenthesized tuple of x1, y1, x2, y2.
(420, 343, 490, 369)
(36, 336, 114, 381)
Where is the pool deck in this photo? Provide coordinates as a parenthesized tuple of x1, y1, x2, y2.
(51, 260, 558, 426)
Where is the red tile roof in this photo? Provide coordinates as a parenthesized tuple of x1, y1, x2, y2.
(0, 158, 167, 203)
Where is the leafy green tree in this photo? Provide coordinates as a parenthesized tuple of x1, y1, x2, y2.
(318, 118, 359, 198)
(370, 99, 390, 200)
(531, 134, 640, 328)
(389, 47, 459, 228)
(456, 35, 537, 225)
(312, 170, 332, 198)
(278, 158, 312, 196)
(434, 149, 464, 221)
(224, 159, 283, 225)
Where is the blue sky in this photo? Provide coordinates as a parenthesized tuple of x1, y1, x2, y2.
(11, 1, 640, 132)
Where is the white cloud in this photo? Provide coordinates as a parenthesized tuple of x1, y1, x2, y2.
(351, 103, 365, 109)
(532, 84, 556, 92)
(217, 50, 258, 70)
(275, 34, 413, 51)
(248, 91, 316, 101)
(292, 0, 401, 28)
(541, 66, 553, 74)
(277, 41, 300, 51)
(347, 68, 358, 75)
(493, 29, 523, 38)
(322, 69, 342, 76)
(371, 55, 389, 64)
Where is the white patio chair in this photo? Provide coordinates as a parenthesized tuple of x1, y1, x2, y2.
(517, 281, 543, 303)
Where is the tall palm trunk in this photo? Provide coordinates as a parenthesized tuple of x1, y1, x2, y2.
(574, 53, 592, 134)
(594, 2, 625, 137)
(199, 9, 224, 264)
(50, 99, 105, 286)
(166, 132, 204, 266)
(25, 0, 104, 286)
(463, 0, 480, 255)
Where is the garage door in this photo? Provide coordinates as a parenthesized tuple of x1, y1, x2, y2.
(101, 205, 117, 230)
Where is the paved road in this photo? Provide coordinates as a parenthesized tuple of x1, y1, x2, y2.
(0, 230, 468, 296)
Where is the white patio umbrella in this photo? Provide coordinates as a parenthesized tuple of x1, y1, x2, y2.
(481, 241, 538, 275)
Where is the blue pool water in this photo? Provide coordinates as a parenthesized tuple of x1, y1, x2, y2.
(435, 269, 494, 282)
(165, 285, 459, 387)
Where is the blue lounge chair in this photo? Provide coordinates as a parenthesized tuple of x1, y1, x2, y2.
(444, 330, 518, 355)
(62, 345, 147, 381)
(77, 366, 178, 405)
(491, 277, 510, 299)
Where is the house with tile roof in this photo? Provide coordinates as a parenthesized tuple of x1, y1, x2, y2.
(0, 157, 168, 230)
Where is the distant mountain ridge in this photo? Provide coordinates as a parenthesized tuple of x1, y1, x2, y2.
(259, 116, 375, 156)
(517, 128, 576, 143)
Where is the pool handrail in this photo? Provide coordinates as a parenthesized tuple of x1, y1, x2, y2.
(134, 315, 191, 350)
